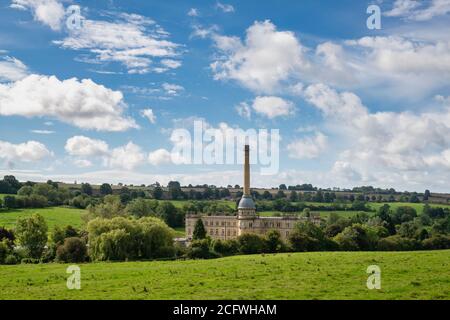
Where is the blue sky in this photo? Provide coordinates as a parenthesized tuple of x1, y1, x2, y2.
(1, 0, 450, 192)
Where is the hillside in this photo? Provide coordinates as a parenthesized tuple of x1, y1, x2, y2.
(0, 250, 448, 300)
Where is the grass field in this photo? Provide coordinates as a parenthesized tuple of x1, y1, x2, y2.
(0, 250, 448, 300)
(0, 207, 86, 229)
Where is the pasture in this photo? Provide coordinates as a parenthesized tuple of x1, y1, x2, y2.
(0, 250, 448, 300)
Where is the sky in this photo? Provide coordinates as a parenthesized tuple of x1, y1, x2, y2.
(1, 0, 450, 192)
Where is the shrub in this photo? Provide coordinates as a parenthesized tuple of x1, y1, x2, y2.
(0, 240, 10, 264)
(187, 239, 218, 259)
(237, 233, 266, 254)
(377, 235, 420, 251)
(192, 219, 207, 240)
(4, 254, 18, 265)
(334, 224, 379, 251)
(212, 239, 239, 256)
(289, 232, 320, 252)
(56, 237, 87, 263)
(422, 235, 450, 250)
(0, 227, 15, 242)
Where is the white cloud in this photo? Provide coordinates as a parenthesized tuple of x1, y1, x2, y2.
(187, 8, 199, 17)
(385, 0, 450, 21)
(216, 2, 235, 13)
(235, 102, 251, 119)
(0, 74, 138, 131)
(385, 0, 420, 17)
(65, 136, 109, 157)
(54, 13, 181, 74)
(162, 82, 184, 96)
(287, 132, 328, 159)
(148, 148, 172, 166)
(73, 159, 92, 168)
(0, 56, 29, 82)
(140, 108, 156, 124)
(30, 129, 54, 134)
(107, 142, 145, 170)
(210, 20, 308, 93)
(0, 140, 52, 164)
(303, 84, 450, 186)
(11, 0, 65, 30)
(65, 136, 145, 170)
(251, 96, 295, 119)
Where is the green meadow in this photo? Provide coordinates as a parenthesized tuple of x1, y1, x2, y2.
(0, 250, 448, 300)
(0, 207, 85, 229)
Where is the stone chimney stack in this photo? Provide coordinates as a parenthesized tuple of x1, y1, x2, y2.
(244, 144, 250, 196)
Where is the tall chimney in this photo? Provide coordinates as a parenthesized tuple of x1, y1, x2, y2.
(243, 145, 250, 196)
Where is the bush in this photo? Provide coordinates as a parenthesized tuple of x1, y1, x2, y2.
(377, 235, 420, 251)
(56, 237, 87, 263)
(212, 239, 239, 256)
(0, 227, 15, 242)
(4, 254, 18, 265)
(0, 240, 10, 264)
(265, 230, 286, 253)
(237, 233, 266, 254)
(289, 232, 320, 252)
(422, 235, 450, 250)
(187, 239, 218, 259)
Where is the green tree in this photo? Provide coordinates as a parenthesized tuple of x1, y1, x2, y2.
(193, 219, 207, 240)
(15, 214, 48, 259)
(100, 183, 113, 195)
(81, 183, 93, 195)
(152, 186, 164, 199)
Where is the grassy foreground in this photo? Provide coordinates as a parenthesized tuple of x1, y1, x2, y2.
(0, 250, 448, 300)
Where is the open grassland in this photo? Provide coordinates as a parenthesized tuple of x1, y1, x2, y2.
(0, 207, 86, 229)
(0, 250, 448, 300)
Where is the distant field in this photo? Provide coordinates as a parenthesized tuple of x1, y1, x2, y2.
(0, 250, 448, 300)
(159, 199, 236, 209)
(0, 207, 86, 229)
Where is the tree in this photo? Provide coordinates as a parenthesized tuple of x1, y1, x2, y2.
(126, 198, 156, 218)
(100, 183, 113, 195)
(237, 233, 266, 254)
(193, 219, 207, 240)
(152, 186, 163, 199)
(81, 183, 93, 195)
(157, 202, 182, 228)
(289, 191, 298, 202)
(15, 214, 48, 259)
(3, 175, 21, 193)
(423, 189, 431, 201)
(168, 181, 182, 200)
(56, 237, 87, 263)
(3, 195, 17, 209)
(265, 230, 284, 252)
(279, 184, 287, 190)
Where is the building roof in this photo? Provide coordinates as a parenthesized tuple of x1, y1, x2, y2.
(238, 195, 256, 209)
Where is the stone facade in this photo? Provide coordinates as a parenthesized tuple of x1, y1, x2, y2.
(185, 144, 321, 242)
(185, 214, 320, 241)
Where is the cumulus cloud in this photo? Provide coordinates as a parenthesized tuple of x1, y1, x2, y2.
(287, 132, 328, 159)
(148, 148, 172, 166)
(73, 159, 92, 168)
(140, 108, 156, 124)
(235, 102, 251, 119)
(64, 136, 145, 170)
(210, 20, 308, 93)
(65, 136, 109, 157)
(107, 142, 146, 170)
(302, 84, 450, 187)
(162, 83, 184, 96)
(216, 2, 235, 13)
(187, 8, 199, 17)
(385, 0, 450, 21)
(0, 140, 52, 165)
(0, 56, 29, 82)
(0, 74, 138, 131)
(11, 0, 65, 30)
(251, 96, 295, 119)
(54, 13, 181, 74)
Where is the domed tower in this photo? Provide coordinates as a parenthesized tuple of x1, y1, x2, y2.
(238, 145, 256, 219)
